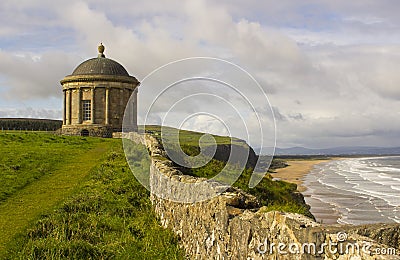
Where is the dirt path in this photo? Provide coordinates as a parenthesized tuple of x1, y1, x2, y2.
(0, 142, 111, 254)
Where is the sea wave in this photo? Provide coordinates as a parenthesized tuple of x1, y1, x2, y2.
(303, 156, 400, 224)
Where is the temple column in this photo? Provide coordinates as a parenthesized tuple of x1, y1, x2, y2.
(123, 89, 133, 131)
(105, 87, 109, 125)
(77, 88, 82, 124)
(66, 89, 72, 125)
(63, 90, 66, 125)
(91, 87, 95, 124)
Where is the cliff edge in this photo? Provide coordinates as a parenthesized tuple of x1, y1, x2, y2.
(125, 131, 400, 259)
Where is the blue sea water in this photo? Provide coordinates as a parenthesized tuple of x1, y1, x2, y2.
(303, 156, 400, 225)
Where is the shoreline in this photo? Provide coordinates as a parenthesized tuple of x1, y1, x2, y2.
(271, 159, 331, 192)
(271, 158, 340, 224)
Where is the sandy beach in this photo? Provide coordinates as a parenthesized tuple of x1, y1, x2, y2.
(272, 159, 341, 224)
(272, 159, 331, 192)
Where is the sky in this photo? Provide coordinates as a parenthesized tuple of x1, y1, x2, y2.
(1, 0, 400, 148)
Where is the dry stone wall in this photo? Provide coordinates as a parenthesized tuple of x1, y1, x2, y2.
(125, 132, 400, 260)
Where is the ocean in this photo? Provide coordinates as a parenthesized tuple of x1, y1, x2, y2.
(303, 156, 400, 225)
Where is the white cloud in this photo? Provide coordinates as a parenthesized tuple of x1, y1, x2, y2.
(0, 50, 79, 100)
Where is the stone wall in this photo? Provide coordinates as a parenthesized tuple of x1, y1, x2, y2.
(62, 125, 112, 137)
(126, 132, 400, 260)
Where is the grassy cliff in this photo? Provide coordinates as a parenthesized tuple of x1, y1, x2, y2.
(144, 125, 314, 219)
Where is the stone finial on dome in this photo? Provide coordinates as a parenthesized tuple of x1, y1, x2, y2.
(98, 43, 105, 58)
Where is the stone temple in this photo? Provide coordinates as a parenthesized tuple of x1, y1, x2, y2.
(60, 44, 139, 137)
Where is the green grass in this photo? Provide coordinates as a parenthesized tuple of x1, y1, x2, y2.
(235, 170, 313, 218)
(180, 159, 313, 218)
(143, 125, 246, 147)
(0, 132, 184, 259)
(0, 132, 105, 202)
(0, 128, 313, 258)
(0, 133, 112, 254)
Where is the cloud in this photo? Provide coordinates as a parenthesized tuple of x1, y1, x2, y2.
(0, 0, 400, 148)
(0, 50, 80, 100)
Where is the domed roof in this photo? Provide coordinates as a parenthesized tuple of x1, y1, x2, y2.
(61, 44, 139, 85)
(71, 44, 129, 76)
(71, 57, 130, 76)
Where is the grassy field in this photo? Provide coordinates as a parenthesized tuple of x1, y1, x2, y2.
(0, 132, 105, 203)
(0, 128, 313, 258)
(0, 132, 184, 259)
